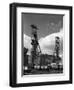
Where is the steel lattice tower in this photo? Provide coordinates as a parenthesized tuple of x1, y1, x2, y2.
(53, 36, 60, 62)
(30, 25, 41, 68)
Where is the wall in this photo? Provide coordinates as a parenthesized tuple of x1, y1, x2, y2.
(0, 0, 74, 90)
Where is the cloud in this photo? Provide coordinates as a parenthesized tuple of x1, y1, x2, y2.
(39, 28, 63, 55)
(24, 34, 32, 55)
(24, 28, 63, 56)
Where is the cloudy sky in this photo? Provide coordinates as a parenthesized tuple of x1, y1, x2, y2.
(22, 13, 63, 56)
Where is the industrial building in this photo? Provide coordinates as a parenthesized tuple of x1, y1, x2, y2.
(23, 24, 63, 75)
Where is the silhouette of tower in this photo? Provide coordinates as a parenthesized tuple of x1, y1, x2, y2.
(30, 24, 41, 68)
(53, 36, 60, 62)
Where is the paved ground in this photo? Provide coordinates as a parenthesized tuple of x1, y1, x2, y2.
(24, 69, 63, 75)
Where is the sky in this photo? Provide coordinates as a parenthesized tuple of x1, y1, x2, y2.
(22, 13, 63, 39)
(22, 13, 63, 56)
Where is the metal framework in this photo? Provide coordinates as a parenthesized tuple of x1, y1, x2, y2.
(30, 25, 41, 68)
(53, 36, 60, 62)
